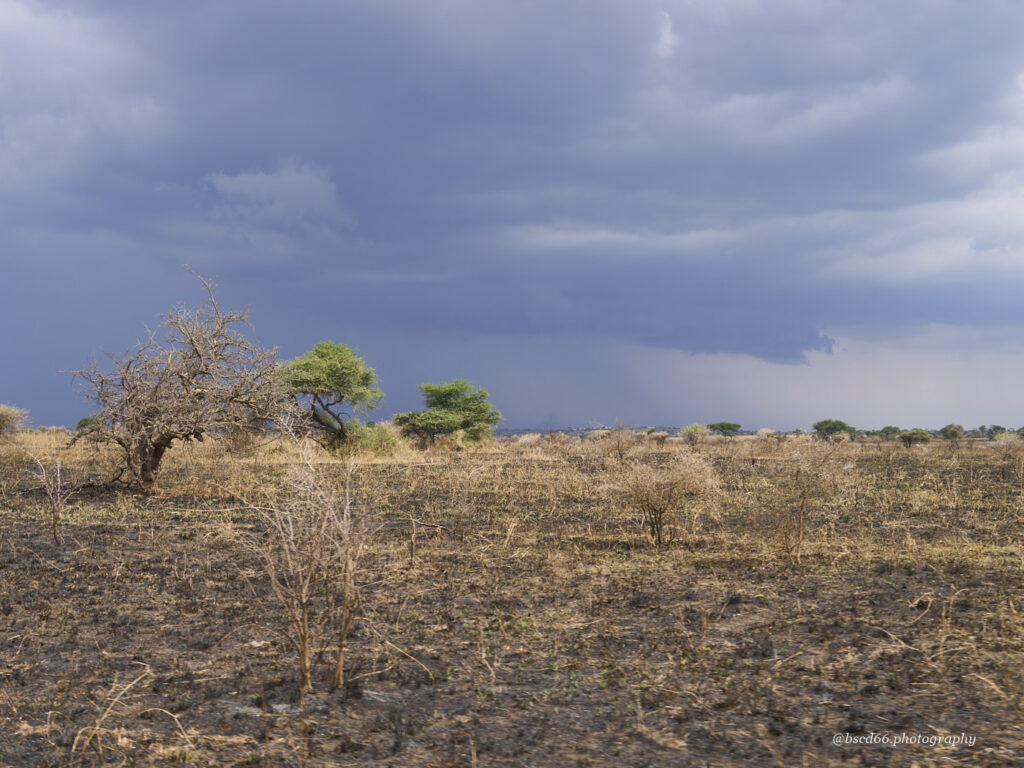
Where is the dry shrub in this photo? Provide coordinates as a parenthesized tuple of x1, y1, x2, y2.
(768, 440, 843, 563)
(0, 440, 27, 506)
(31, 457, 77, 545)
(753, 428, 784, 455)
(616, 452, 720, 546)
(647, 431, 670, 446)
(678, 423, 710, 447)
(436, 429, 467, 452)
(603, 427, 638, 464)
(219, 425, 261, 456)
(0, 404, 27, 437)
(242, 447, 367, 694)
(995, 436, 1024, 482)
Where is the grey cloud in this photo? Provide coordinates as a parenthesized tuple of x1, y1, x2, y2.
(7, 1, 1024, 427)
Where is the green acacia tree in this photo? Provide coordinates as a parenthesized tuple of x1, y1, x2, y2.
(394, 379, 501, 445)
(813, 419, 854, 441)
(900, 428, 932, 447)
(940, 423, 965, 447)
(708, 422, 741, 437)
(283, 342, 382, 444)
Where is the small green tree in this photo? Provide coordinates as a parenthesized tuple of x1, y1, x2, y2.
(394, 379, 501, 445)
(76, 416, 100, 431)
(678, 423, 710, 446)
(878, 425, 901, 441)
(940, 423, 965, 447)
(985, 425, 1007, 440)
(813, 419, 854, 440)
(708, 422, 741, 437)
(283, 342, 383, 446)
(899, 428, 932, 447)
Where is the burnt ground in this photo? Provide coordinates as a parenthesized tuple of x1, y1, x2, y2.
(1, 442, 1023, 766)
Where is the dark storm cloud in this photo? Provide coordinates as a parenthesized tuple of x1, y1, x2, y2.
(6, 1, 1024, 426)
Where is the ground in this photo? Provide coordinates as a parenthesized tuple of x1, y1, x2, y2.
(1, 431, 1021, 766)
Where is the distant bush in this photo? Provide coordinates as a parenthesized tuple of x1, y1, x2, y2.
(76, 416, 100, 431)
(0, 405, 27, 436)
(900, 428, 932, 447)
(708, 422, 741, 437)
(813, 419, 854, 441)
(940, 424, 965, 446)
(603, 427, 637, 462)
(647, 431, 670, 446)
(755, 428, 785, 452)
(983, 425, 1007, 440)
(678, 423, 710, 446)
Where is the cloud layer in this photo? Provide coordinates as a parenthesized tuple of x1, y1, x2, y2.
(5, 0, 1024, 428)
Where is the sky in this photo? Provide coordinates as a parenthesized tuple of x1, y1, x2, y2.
(5, 0, 1024, 431)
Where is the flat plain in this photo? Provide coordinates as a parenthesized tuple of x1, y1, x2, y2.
(1, 430, 1021, 766)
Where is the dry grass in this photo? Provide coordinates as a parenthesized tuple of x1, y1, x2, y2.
(0, 430, 1021, 765)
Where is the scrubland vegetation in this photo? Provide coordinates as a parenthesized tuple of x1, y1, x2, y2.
(1, 426, 1022, 766)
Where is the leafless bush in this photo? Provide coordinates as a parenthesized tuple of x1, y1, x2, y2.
(242, 445, 367, 693)
(771, 441, 843, 563)
(616, 452, 720, 546)
(0, 404, 27, 437)
(31, 456, 76, 545)
(603, 427, 637, 464)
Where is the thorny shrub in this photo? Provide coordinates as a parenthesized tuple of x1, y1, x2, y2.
(615, 451, 721, 546)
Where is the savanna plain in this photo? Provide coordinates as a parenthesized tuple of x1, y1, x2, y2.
(1, 429, 1022, 767)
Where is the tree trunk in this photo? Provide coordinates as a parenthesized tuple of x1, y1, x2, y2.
(330, 609, 355, 692)
(313, 403, 347, 443)
(136, 439, 170, 486)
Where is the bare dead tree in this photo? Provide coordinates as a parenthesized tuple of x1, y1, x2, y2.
(71, 271, 293, 487)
